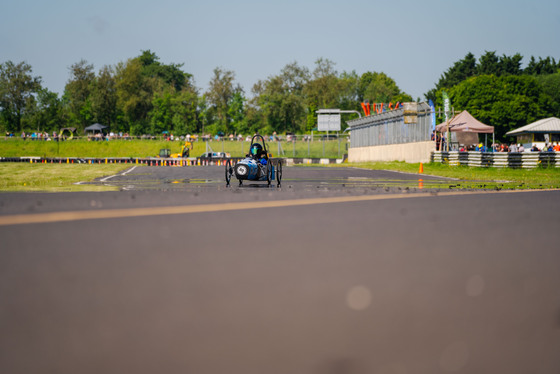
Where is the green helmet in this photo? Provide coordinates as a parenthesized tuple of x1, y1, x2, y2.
(250, 143, 263, 156)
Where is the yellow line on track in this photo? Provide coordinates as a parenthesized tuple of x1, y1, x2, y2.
(0, 189, 547, 227)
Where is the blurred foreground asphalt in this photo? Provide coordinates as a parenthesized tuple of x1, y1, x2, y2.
(1, 166, 559, 374)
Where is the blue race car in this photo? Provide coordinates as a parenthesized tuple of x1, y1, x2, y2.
(225, 134, 282, 187)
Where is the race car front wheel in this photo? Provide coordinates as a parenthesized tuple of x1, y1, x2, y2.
(225, 159, 233, 186)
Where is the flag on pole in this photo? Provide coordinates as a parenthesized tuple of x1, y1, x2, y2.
(442, 91, 451, 151)
(442, 91, 450, 123)
(428, 99, 436, 132)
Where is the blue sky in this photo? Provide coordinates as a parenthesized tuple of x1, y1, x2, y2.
(2, 0, 559, 100)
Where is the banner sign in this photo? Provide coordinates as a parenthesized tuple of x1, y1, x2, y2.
(317, 113, 341, 131)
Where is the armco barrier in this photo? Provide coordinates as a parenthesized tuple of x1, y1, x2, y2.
(0, 156, 345, 166)
(431, 151, 559, 168)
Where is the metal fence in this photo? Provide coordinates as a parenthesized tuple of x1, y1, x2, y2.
(347, 102, 432, 148)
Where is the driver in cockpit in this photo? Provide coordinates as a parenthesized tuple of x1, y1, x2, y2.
(249, 143, 268, 176)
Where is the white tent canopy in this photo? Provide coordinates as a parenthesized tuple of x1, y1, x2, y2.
(506, 117, 560, 136)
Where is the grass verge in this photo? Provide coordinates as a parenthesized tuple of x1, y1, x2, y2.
(0, 138, 347, 159)
(0, 164, 129, 192)
(344, 161, 560, 190)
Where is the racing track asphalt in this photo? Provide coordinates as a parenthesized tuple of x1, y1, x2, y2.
(0, 166, 448, 215)
(1, 166, 559, 374)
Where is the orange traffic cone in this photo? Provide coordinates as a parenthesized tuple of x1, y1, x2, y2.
(419, 163, 424, 173)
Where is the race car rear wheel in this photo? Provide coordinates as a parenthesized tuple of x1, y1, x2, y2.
(276, 159, 282, 187)
(225, 159, 233, 186)
(266, 161, 272, 186)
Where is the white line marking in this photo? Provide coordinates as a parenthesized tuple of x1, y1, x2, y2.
(100, 174, 116, 182)
(100, 166, 137, 182)
(122, 166, 137, 175)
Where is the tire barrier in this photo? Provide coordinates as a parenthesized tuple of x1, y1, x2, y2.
(0, 156, 345, 166)
(431, 151, 560, 168)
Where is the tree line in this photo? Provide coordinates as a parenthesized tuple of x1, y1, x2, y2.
(426, 51, 560, 141)
(1, 50, 559, 140)
(0, 51, 410, 137)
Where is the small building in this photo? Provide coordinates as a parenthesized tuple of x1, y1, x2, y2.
(506, 117, 560, 150)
